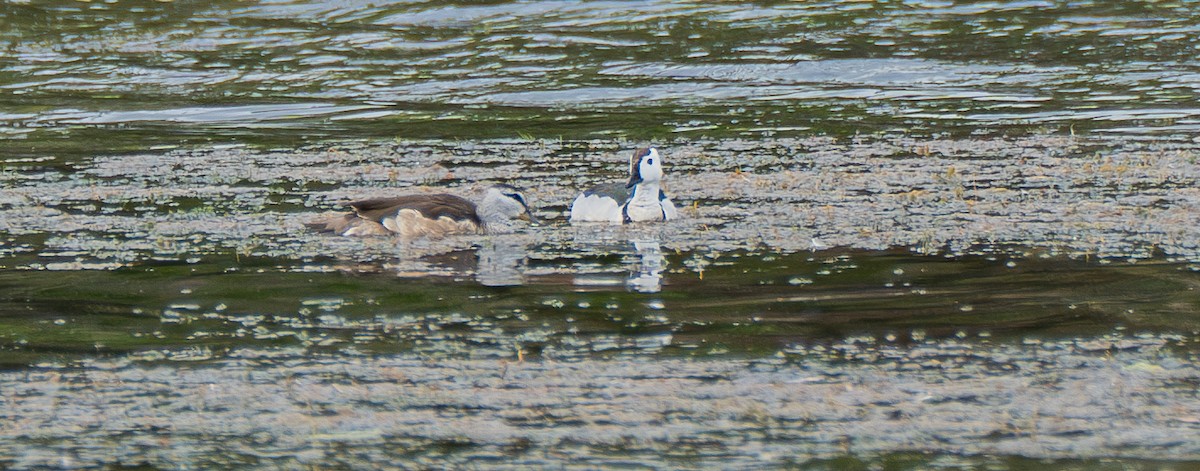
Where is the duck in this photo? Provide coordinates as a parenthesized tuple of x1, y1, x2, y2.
(569, 147, 679, 223)
(307, 184, 535, 237)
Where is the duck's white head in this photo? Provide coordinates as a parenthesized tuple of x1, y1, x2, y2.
(479, 184, 536, 226)
(626, 147, 663, 188)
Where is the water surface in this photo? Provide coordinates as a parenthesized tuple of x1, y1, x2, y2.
(4, 0, 1200, 157)
(3, 1, 1200, 468)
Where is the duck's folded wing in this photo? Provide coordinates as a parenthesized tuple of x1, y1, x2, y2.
(569, 182, 630, 223)
(659, 190, 679, 220)
(584, 182, 632, 202)
(350, 194, 481, 225)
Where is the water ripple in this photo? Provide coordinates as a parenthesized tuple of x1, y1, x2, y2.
(2, 0, 1199, 150)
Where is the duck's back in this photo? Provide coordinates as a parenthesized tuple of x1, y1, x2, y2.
(355, 194, 482, 237)
(569, 182, 630, 223)
(308, 193, 484, 237)
(350, 194, 481, 225)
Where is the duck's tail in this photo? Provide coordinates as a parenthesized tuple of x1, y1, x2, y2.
(305, 213, 391, 237)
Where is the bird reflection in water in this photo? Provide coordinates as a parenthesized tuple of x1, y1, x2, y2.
(475, 238, 529, 287)
(627, 240, 666, 293)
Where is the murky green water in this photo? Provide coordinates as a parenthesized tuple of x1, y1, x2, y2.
(3, 1, 1200, 468)
(4, 245, 1200, 369)
(5, 0, 1200, 157)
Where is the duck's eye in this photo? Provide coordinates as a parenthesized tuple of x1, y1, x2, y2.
(506, 193, 527, 208)
(647, 158, 654, 165)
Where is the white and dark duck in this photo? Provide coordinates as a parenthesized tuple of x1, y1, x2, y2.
(569, 147, 679, 224)
(307, 184, 535, 237)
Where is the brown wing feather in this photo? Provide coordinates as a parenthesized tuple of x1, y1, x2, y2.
(305, 213, 392, 236)
(304, 213, 356, 233)
(349, 194, 482, 226)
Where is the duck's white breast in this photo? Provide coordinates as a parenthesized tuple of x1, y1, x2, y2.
(624, 201, 667, 222)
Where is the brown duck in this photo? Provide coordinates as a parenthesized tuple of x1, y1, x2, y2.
(307, 184, 534, 237)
